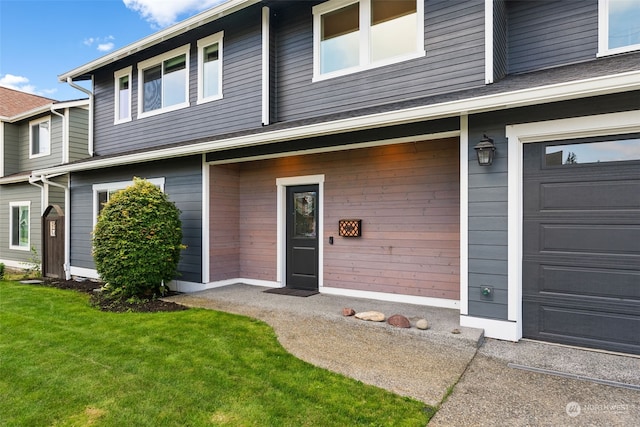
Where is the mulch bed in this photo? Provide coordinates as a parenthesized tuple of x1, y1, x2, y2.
(41, 278, 189, 313)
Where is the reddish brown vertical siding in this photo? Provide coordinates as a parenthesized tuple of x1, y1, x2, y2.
(209, 138, 460, 300)
(210, 164, 240, 281)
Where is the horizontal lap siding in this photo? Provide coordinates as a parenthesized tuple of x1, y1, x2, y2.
(237, 165, 278, 282)
(507, 0, 597, 74)
(0, 183, 41, 263)
(92, 6, 262, 156)
(210, 164, 240, 281)
(70, 156, 202, 282)
(3, 123, 20, 175)
(275, 0, 486, 122)
(493, 0, 507, 81)
(227, 138, 460, 299)
(68, 108, 89, 162)
(20, 114, 63, 171)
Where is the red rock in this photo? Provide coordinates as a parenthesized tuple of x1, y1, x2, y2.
(387, 314, 411, 328)
(342, 307, 356, 316)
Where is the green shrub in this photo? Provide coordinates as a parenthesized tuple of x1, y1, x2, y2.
(0, 263, 5, 280)
(92, 178, 186, 298)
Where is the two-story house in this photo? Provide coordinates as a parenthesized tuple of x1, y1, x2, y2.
(0, 87, 89, 278)
(35, 0, 639, 354)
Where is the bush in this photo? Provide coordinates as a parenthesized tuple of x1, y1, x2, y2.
(92, 178, 186, 298)
(0, 263, 5, 280)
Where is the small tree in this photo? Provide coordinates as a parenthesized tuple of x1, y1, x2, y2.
(92, 178, 185, 298)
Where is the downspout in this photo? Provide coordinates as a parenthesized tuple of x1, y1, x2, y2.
(50, 106, 67, 164)
(28, 176, 47, 214)
(66, 77, 94, 156)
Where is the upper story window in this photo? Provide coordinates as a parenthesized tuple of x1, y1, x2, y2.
(598, 0, 640, 56)
(9, 201, 30, 250)
(197, 32, 224, 104)
(313, 0, 424, 81)
(137, 45, 190, 118)
(29, 117, 51, 158)
(114, 66, 132, 124)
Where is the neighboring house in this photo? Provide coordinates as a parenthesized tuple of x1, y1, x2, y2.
(37, 0, 638, 354)
(0, 86, 89, 277)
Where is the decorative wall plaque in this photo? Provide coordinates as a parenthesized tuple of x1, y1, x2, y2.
(339, 219, 361, 237)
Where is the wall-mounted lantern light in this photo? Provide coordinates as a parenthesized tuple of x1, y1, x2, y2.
(474, 135, 496, 166)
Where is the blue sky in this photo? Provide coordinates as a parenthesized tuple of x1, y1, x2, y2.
(0, 0, 226, 102)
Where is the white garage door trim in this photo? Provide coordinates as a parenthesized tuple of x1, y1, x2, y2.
(491, 110, 640, 343)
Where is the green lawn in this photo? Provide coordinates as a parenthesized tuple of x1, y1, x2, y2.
(0, 281, 433, 426)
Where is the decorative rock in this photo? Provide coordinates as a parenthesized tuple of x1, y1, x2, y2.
(354, 311, 385, 322)
(451, 328, 461, 334)
(387, 314, 411, 328)
(342, 307, 356, 316)
(416, 318, 429, 330)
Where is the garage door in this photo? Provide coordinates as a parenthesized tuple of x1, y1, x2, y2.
(523, 135, 640, 355)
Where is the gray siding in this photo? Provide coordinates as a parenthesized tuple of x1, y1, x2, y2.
(275, 0, 486, 122)
(493, 0, 508, 81)
(47, 175, 67, 210)
(507, 0, 598, 74)
(19, 114, 64, 171)
(467, 91, 640, 320)
(69, 156, 202, 282)
(68, 107, 89, 162)
(92, 5, 263, 156)
(3, 123, 20, 176)
(0, 183, 42, 264)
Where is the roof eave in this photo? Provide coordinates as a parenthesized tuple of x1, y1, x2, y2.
(35, 70, 640, 177)
(58, 0, 261, 82)
(3, 104, 54, 123)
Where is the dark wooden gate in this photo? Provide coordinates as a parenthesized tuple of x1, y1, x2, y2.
(42, 205, 65, 279)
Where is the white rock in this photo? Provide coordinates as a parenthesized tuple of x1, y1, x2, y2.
(354, 311, 385, 322)
(416, 319, 429, 330)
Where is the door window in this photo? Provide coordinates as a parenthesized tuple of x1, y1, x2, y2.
(293, 191, 317, 238)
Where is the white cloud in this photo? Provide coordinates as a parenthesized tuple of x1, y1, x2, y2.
(98, 42, 115, 52)
(123, 0, 227, 28)
(0, 74, 56, 97)
(84, 35, 116, 52)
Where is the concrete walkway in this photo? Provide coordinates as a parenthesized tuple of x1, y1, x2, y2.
(165, 284, 640, 425)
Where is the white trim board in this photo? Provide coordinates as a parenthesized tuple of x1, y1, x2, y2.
(69, 266, 100, 280)
(275, 174, 325, 289)
(321, 286, 460, 310)
(459, 115, 469, 315)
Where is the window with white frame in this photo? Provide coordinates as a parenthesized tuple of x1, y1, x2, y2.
(137, 45, 190, 118)
(599, 0, 640, 55)
(29, 117, 51, 158)
(92, 178, 165, 226)
(9, 202, 30, 250)
(313, 0, 424, 80)
(197, 32, 223, 104)
(114, 66, 132, 123)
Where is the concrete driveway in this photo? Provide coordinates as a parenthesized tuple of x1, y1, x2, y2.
(166, 284, 639, 425)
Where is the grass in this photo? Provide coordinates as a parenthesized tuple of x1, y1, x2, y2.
(0, 281, 433, 426)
